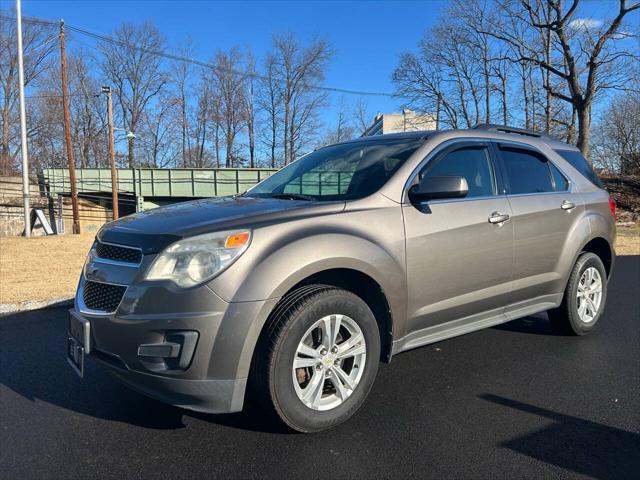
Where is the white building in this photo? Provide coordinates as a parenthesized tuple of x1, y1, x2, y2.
(362, 109, 437, 136)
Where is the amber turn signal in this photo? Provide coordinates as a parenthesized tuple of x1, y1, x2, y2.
(225, 231, 251, 248)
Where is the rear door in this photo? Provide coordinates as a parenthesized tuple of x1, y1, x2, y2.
(493, 141, 584, 308)
(403, 140, 514, 333)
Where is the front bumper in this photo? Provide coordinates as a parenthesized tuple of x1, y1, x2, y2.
(104, 362, 248, 414)
(73, 279, 277, 414)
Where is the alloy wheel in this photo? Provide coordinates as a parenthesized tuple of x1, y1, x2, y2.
(576, 267, 603, 323)
(292, 314, 367, 411)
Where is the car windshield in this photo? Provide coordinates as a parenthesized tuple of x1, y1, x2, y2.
(245, 137, 425, 201)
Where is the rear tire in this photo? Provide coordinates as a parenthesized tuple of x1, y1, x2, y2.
(251, 284, 380, 433)
(548, 252, 608, 336)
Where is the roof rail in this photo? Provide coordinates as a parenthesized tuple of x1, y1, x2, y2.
(473, 123, 546, 138)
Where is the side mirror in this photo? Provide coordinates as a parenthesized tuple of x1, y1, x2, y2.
(409, 176, 468, 202)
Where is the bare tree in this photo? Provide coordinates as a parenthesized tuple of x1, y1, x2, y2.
(212, 49, 245, 167)
(139, 92, 179, 168)
(352, 98, 371, 135)
(170, 41, 194, 168)
(272, 34, 332, 164)
(393, 24, 478, 128)
(258, 52, 282, 167)
(211, 94, 222, 168)
(243, 52, 257, 168)
(69, 53, 107, 168)
(320, 97, 356, 146)
(482, 0, 640, 156)
(0, 15, 56, 174)
(490, 56, 510, 125)
(450, 0, 497, 124)
(192, 73, 213, 168)
(98, 22, 167, 167)
(591, 90, 640, 174)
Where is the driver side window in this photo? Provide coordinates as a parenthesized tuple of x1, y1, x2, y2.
(420, 145, 496, 198)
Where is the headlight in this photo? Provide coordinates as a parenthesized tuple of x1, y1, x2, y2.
(145, 229, 251, 287)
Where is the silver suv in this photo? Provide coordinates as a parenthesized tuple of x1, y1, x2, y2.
(67, 125, 616, 432)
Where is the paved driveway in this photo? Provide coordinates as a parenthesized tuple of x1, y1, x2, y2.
(1, 257, 638, 479)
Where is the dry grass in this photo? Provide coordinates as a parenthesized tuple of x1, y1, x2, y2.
(616, 225, 640, 256)
(0, 233, 94, 305)
(0, 225, 638, 306)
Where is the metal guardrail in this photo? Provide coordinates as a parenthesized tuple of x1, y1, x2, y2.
(42, 167, 278, 198)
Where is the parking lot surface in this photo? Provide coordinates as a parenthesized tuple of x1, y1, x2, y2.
(1, 257, 638, 479)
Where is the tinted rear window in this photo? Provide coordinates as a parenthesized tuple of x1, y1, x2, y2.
(554, 150, 604, 188)
(500, 147, 553, 194)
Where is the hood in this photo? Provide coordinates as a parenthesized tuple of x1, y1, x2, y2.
(98, 196, 345, 253)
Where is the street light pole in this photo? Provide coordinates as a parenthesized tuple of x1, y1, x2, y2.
(15, 0, 30, 237)
(102, 86, 119, 220)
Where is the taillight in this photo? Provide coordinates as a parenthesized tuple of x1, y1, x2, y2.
(608, 195, 617, 222)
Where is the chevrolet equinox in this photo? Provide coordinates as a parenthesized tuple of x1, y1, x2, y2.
(68, 125, 616, 432)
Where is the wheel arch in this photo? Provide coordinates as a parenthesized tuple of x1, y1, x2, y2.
(581, 237, 613, 277)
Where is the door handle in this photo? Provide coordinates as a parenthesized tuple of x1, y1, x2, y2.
(488, 212, 510, 224)
(561, 200, 576, 211)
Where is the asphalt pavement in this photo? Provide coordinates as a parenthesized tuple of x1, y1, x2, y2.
(1, 256, 639, 479)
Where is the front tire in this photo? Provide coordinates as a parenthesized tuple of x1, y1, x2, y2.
(548, 252, 608, 335)
(252, 285, 380, 432)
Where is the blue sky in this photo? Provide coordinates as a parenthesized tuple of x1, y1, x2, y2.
(16, 0, 639, 128)
(20, 0, 450, 124)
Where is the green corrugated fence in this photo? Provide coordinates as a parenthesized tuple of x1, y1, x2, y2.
(42, 167, 278, 199)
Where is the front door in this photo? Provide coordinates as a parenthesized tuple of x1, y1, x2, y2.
(403, 141, 514, 334)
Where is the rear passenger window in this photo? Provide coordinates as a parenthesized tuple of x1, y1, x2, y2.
(421, 145, 495, 198)
(550, 163, 569, 191)
(554, 149, 604, 188)
(500, 147, 553, 194)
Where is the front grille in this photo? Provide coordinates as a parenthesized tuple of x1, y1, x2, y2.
(96, 241, 142, 264)
(83, 280, 126, 313)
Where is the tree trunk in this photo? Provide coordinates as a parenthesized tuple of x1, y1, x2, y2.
(248, 122, 255, 168)
(283, 101, 290, 165)
(522, 64, 530, 129)
(289, 121, 295, 164)
(181, 100, 187, 167)
(529, 66, 537, 130)
(225, 132, 233, 168)
(576, 104, 591, 158)
(1, 93, 10, 175)
(566, 106, 577, 144)
(128, 136, 135, 167)
(198, 121, 207, 168)
(214, 123, 220, 168)
(270, 119, 276, 168)
(484, 69, 490, 124)
(501, 70, 508, 126)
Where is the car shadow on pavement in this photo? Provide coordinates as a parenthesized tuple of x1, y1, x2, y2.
(491, 313, 559, 336)
(479, 393, 640, 479)
(0, 306, 287, 433)
(0, 308, 187, 430)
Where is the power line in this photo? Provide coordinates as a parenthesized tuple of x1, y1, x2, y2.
(0, 13, 398, 98)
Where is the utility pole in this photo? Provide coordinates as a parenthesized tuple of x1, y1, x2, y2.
(102, 86, 119, 220)
(59, 20, 80, 234)
(435, 94, 441, 131)
(16, 0, 30, 237)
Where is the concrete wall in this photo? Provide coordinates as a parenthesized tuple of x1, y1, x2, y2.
(0, 176, 113, 237)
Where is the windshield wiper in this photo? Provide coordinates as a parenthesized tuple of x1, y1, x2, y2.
(269, 193, 317, 201)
